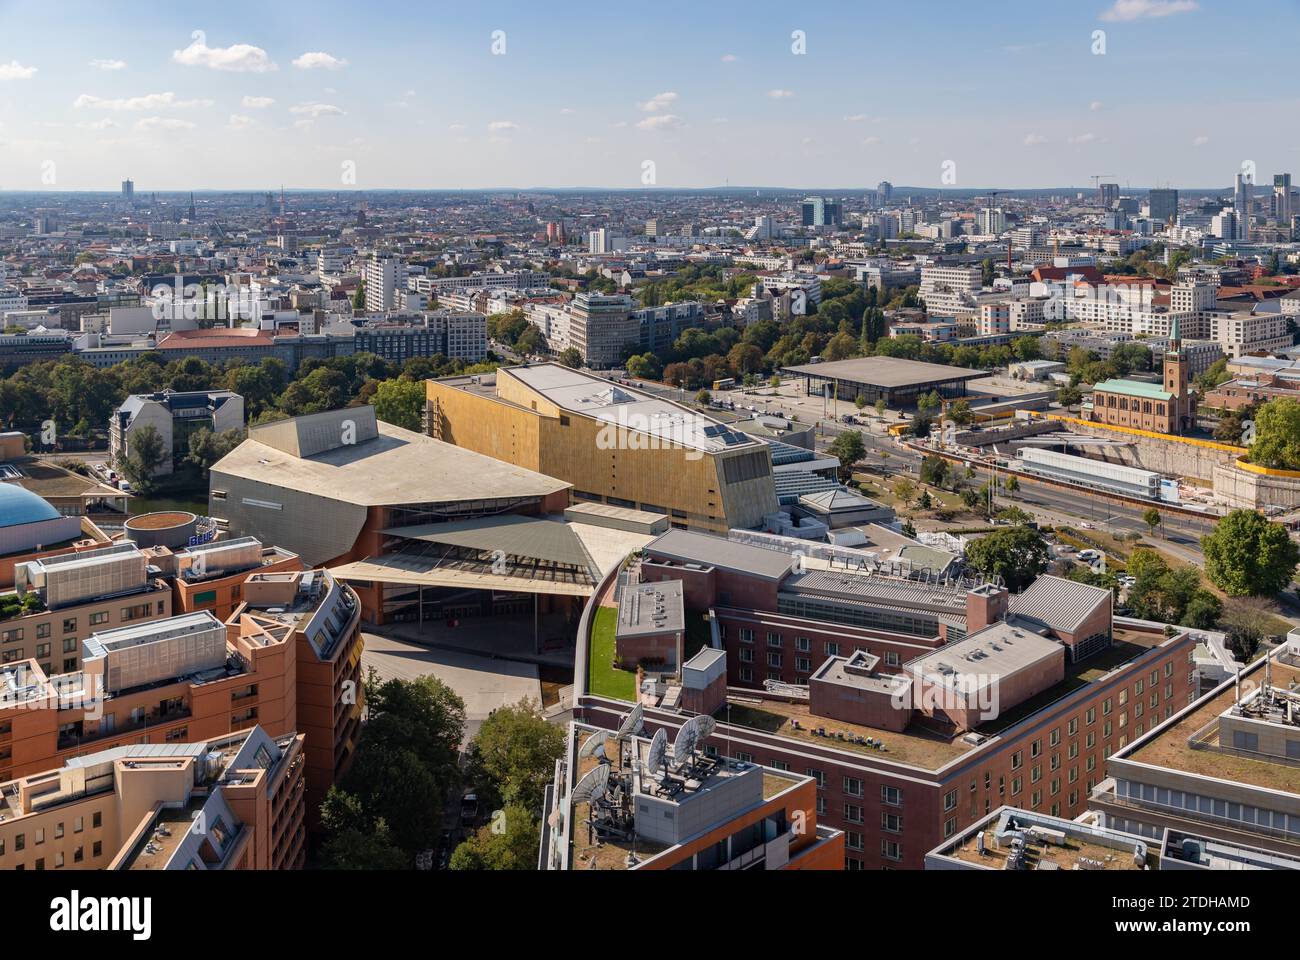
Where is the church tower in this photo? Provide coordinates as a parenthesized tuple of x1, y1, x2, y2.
(1164, 315, 1196, 434)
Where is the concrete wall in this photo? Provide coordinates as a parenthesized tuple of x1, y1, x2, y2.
(1213, 461, 1300, 510)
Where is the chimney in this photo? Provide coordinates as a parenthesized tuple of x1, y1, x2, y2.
(966, 583, 1009, 633)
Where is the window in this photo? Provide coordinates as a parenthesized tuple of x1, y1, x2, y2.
(882, 812, 903, 833)
(63, 618, 77, 634)
(767, 632, 782, 648)
(806, 768, 825, 788)
(738, 628, 754, 644)
(92, 812, 101, 829)
(943, 790, 957, 812)
(843, 804, 863, 824)
(62, 638, 76, 654)
(89, 612, 109, 626)
(843, 777, 863, 796)
(881, 840, 902, 862)
(825, 641, 840, 657)
(884, 651, 900, 667)
(794, 637, 810, 652)
(766, 652, 782, 668)
(881, 786, 903, 806)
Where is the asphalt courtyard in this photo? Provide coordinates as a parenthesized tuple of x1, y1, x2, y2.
(361, 631, 543, 742)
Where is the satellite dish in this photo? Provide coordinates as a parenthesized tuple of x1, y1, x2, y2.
(578, 730, 608, 762)
(616, 702, 645, 740)
(672, 718, 700, 765)
(645, 728, 668, 779)
(694, 715, 717, 743)
(570, 762, 610, 806)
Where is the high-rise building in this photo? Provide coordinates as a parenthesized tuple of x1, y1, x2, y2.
(876, 181, 893, 205)
(1148, 188, 1179, 225)
(364, 253, 406, 313)
(1273, 173, 1293, 224)
(801, 196, 842, 228)
(1234, 172, 1254, 239)
(1098, 182, 1120, 207)
(120, 179, 134, 204)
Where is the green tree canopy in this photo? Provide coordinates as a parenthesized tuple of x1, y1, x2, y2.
(1202, 509, 1300, 597)
(462, 699, 565, 812)
(372, 378, 426, 432)
(964, 526, 1049, 592)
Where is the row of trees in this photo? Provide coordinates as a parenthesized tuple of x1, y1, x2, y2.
(317, 672, 565, 871)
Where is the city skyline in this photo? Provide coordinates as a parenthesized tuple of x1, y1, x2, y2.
(1, 0, 1298, 191)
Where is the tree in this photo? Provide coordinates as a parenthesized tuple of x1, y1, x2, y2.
(1219, 596, 1279, 661)
(1142, 507, 1162, 538)
(372, 379, 426, 432)
(462, 699, 565, 812)
(854, 395, 867, 413)
(186, 426, 246, 476)
(449, 804, 540, 870)
(965, 526, 1049, 592)
(338, 674, 466, 855)
(874, 398, 886, 419)
(119, 423, 168, 492)
(829, 430, 867, 481)
(695, 389, 712, 406)
(919, 454, 949, 488)
(1056, 385, 1083, 410)
(1202, 509, 1300, 597)
(352, 282, 366, 311)
(1003, 476, 1019, 498)
(558, 347, 583, 369)
(892, 478, 917, 506)
(948, 399, 974, 426)
(317, 788, 410, 870)
(1249, 398, 1300, 471)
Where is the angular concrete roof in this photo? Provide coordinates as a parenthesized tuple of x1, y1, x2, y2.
(382, 514, 596, 572)
(644, 528, 795, 581)
(212, 412, 568, 507)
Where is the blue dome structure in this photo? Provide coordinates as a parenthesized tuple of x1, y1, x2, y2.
(0, 483, 62, 528)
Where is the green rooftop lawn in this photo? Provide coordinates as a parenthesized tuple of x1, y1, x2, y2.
(587, 606, 637, 701)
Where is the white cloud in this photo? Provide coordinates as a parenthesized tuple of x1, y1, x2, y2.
(1193, 135, 1210, 146)
(227, 114, 254, 129)
(720, 54, 738, 62)
(0, 60, 38, 80)
(1068, 132, 1098, 144)
(1090, 100, 1104, 111)
(172, 38, 276, 73)
(559, 107, 576, 115)
(241, 95, 275, 109)
(487, 120, 518, 131)
(136, 116, 196, 131)
(447, 123, 466, 133)
(1023, 133, 1049, 146)
(290, 102, 345, 119)
(89, 59, 127, 71)
(767, 89, 794, 99)
(636, 114, 681, 130)
(862, 136, 882, 146)
(74, 91, 212, 111)
(77, 118, 118, 131)
(292, 51, 348, 70)
(640, 91, 678, 112)
(1100, 0, 1198, 22)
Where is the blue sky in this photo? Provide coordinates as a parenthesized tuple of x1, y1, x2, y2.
(0, 0, 1297, 191)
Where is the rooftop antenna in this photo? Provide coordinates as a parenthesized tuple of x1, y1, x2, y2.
(644, 727, 667, 782)
(578, 730, 608, 763)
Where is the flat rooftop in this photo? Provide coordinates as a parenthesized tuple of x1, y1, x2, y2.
(939, 808, 1154, 871)
(723, 628, 1170, 771)
(906, 622, 1063, 696)
(644, 529, 795, 581)
(506, 363, 765, 455)
(1128, 655, 1300, 795)
(781, 356, 986, 388)
(617, 580, 684, 638)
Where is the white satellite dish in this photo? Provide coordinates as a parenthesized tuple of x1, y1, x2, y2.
(694, 715, 717, 743)
(571, 762, 611, 806)
(616, 702, 645, 741)
(578, 730, 608, 761)
(645, 728, 668, 779)
(672, 717, 700, 765)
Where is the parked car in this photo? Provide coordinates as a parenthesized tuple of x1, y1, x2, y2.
(460, 792, 479, 827)
(1078, 549, 1102, 563)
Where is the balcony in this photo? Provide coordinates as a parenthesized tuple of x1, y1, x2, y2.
(58, 704, 193, 750)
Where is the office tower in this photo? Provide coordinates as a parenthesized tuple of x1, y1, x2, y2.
(876, 180, 893, 205)
(1148, 188, 1178, 225)
(1234, 172, 1254, 239)
(801, 196, 842, 228)
(121, 179, 134, 203)
(1273, 174, 1293, 224)
(977, 207, 1007, 235)
(645, 218, 659, 238)
(1098, 182, 1120, 207)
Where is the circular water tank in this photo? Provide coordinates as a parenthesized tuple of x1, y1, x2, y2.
(123, 511, 199, 549)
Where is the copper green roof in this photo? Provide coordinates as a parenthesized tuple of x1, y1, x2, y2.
(1092, 379, 1173, 401)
